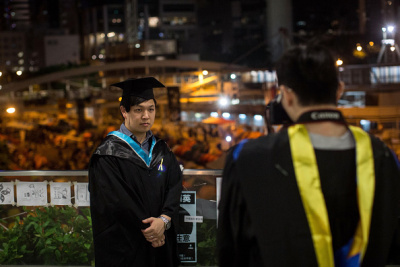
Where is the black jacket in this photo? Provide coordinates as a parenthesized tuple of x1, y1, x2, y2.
(218, 128, 400, 267)
(89, 134, 182, 267)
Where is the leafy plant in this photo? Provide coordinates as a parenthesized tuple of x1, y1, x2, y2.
(0, 206, 94, 265)
(196, 219, 217, 266)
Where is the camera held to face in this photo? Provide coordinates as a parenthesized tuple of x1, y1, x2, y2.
(265, 94, 293, 126)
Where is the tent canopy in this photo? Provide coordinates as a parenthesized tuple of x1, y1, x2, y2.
(202, 117, 235, 124)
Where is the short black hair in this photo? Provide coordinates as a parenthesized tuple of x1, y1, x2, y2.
(275, 44, 339, 106)
(120, 96, 157, 112)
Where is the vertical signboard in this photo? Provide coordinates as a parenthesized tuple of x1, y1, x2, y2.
(216, 177, 222, 226)
(167, 86, 181, 122)
(178, 191, 197, 263)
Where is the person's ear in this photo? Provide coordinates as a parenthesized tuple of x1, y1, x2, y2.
(120, 105, 127, 119)
(336, 81, 345, 102)
(280, 85, 293, 107)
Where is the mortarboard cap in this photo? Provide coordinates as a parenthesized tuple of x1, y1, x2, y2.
(110, 77, 165, 100)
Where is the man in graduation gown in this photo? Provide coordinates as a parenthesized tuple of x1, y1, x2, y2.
(89, 77, 182, 267)
(217, 45, 400, 267)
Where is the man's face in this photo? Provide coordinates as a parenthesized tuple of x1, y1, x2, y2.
(121, 99, 156, 138)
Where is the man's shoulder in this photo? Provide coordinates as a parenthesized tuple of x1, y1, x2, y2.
(243, 130, 288, 151)
(153, 136, 172, 151)
(230, 131, 289, 162)
(368, 134, 398, 162)
(92, 135, 131, 157)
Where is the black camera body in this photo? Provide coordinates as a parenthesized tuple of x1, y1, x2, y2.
(265, 94, 293, 126)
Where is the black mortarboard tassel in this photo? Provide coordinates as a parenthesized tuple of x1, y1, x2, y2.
(110, 77, 165, 100)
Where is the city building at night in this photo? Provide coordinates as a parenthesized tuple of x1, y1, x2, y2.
(0, 31, 27, 78)
(0, 0, 399, 153)
(44, 35, 80, 66)
(1, 0, 31, 31)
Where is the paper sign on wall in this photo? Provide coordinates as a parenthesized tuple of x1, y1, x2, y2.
(0, 182, 14, 205)
(50, 182, 71, 206)
(74, 182, 90, 207)
(16, 181, 48, 206)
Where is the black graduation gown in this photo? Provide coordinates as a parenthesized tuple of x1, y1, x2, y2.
(217, 128, 400, 267)
(88, 134, 182, 267)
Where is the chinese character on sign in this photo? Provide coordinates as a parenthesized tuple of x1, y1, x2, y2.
(183, 234, 190, 242)
(181, 194, 191, 203)
(177, 234, 183, 242)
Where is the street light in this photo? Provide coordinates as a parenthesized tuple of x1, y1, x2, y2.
(378, 25, 400, 63)
(218, 97, 229, 107)
(210, 112, 218, 117)
(382, 27, 387, 39)
(6, 107, 16, 114)
(336, 58, 343, 66)
(222, 112, 230, 118)
(239, 114, 246, 120)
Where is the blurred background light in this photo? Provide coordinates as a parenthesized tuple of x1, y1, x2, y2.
(6, 107, 16, 114)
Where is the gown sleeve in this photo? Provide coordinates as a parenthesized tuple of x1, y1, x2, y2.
(88, 155, 149, 235)
(161, 150, 183, 220)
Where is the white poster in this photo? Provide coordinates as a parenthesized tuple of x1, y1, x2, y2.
(16, 181, 47, 206)
(0, 182, 14, 205)
(216, 177, 222, 227)
(178, 191, 197, 263)
(74, 182, 90, 207)
(50, 182, 71, 206)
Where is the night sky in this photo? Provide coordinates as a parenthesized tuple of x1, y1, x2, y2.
(293, 0, 360, 31)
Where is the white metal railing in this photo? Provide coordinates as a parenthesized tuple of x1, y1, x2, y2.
(0, 169, 223, 177)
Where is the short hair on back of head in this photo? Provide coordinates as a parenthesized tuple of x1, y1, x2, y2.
(275, 44, 339, 106)
(120, 96, 156, 112)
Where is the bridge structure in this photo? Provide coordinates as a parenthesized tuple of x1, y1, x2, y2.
(1, 59, 400, 95)
(0, 59, 399, 126)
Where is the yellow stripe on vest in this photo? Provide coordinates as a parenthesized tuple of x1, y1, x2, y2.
(288, 124, 375, 266)
(349, 125, 375, 260)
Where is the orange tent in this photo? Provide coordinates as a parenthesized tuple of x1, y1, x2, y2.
(201, 117, 235, 124)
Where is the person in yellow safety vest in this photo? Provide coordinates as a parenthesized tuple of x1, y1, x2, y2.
(217, 44, 400, 267)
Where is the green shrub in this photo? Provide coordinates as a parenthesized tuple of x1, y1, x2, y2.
(196, 219, 217, 266)
(0, 206, 94, 265)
